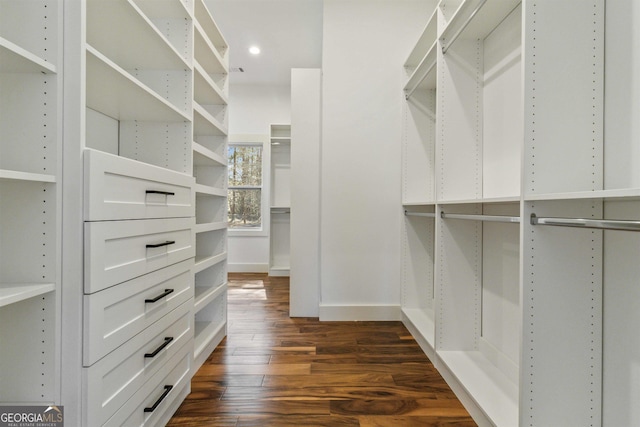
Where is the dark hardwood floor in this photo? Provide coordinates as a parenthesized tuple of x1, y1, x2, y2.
(167, 273, 476, 426)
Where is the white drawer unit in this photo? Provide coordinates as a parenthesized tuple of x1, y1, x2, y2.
(84, 149, 195, 221)
(84, 217, 195, 293)
(83, 301, 193, 427)
(102, 339, 193, 427)
(83, 259, 194, 366)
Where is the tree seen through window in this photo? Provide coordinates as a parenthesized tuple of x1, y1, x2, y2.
(228, 144, 262, 229)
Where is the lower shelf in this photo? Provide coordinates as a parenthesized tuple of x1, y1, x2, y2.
(269, 266, 290, 277)
(193, 319, 226, 372)
(401, 307, 435, 359)
(436, 350, 518, 427)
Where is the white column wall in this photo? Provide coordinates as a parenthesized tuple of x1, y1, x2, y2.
(319, 0, 432, 320)
(227, 84, 291, 272)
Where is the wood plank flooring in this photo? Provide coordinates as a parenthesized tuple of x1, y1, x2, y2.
(167, 273, 476, 426)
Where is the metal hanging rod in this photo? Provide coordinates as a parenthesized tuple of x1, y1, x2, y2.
(405, 61, 437, 101)
(441, 0, 488, 54)
(441, 211, 520, 223)
(404, 210, 436, 218)
(271, 209, 290, 214)
(530, 214, 640, 232)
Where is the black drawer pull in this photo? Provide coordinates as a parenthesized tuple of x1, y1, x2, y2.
(146, 190, 175, 196)
(145, 289, 174, 303)
(144, 385, 173, 413)
(144, 337, 173, 358)
(146, 240, 175, 249)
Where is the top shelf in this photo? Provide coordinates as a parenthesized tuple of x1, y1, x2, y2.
(404, 40, 437, 94)
(87, 0, 191, 71)
(440, 0, 520, 52)
(0, 37, 56, 74)
(134, 0, 192, 22)
(404, 6, 438, 69)
(194, 0, 229, 60)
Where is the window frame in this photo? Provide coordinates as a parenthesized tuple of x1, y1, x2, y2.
(227, 134, 269, 237)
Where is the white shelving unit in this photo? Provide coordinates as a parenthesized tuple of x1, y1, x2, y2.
(269, 124, 292, 277)
(52, 0, 230, 424)
(192, 0, 229, 374)
(0, 0, 62, 405)
(400, 1, 622, 426)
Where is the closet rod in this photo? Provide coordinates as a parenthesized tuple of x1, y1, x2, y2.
(441, 212, 520, 223)
(404, 210, 436, 218)
(271, 209, 290, 214)
(530, 214, 640, 232)
(441, 0, 488, 54)
(405, 61, 436, 100)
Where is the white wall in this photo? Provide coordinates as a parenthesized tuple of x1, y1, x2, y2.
(227, 84, 291, 272)
(319, 0, 433, 320)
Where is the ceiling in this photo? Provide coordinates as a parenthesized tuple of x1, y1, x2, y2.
(205, 0, 324, 86)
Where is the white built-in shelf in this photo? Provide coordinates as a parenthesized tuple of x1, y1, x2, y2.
(525, 188, 640, 202)
(0, 169, 56, 183)
(440, 0, 520, 50)
(404, 8, 438, 68)
(404, 41, 438, 93)
(194, 252, 227, 275)
(271, 137, 292, 145)
(86, 0, 190, 71)
(193, 143, 226, 167)
(194, 61, 227, 105)
(402, 201, 437, 207)
(194, 183, 226, 198)
(194, 319, 225, 359)
(0, 37, 56, 74)
(194, 0, 228, 59)
(194, 222, 227, 234)
(194, 282, 227, 314)
(193, 102, 227, 136)
(437, 196, 520, 205)
(402, 308, 435, 350)
(0, 283, 56, 308)
(437, 350, 519, 427)
(194, 22, 227, 75)
(86, 46, 190, 122)
(135, 0, 192, 22)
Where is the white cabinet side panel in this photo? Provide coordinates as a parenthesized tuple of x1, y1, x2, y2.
(482, 5, 522, 200)
(521, 200, 602, 426)
(481, 203, 520, 378)
(403, 89, 436, 204)
(603, 1, 640, 190)
(290, 68, 321, 317)
(438, 39, 482, 202)
(436, 204, 482, 350)
(523, 0, 604, 195)
(602, 200, 640, 427)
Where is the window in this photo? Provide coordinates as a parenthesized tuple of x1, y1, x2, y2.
(228, 144, 263, 230)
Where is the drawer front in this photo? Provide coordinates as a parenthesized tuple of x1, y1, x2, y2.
(84, 149, 195, 221)
(84, 259, 194, 366)
(85, 217, 195, 293)
(83, 301, 193, 427)
(103, 339, 193, 427)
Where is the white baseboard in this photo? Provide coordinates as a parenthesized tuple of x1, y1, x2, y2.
(228, 263, 269, 273)
(318, 304, 402, 321)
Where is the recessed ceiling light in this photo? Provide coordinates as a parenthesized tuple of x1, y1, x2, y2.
(249, 46, 261, 55)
